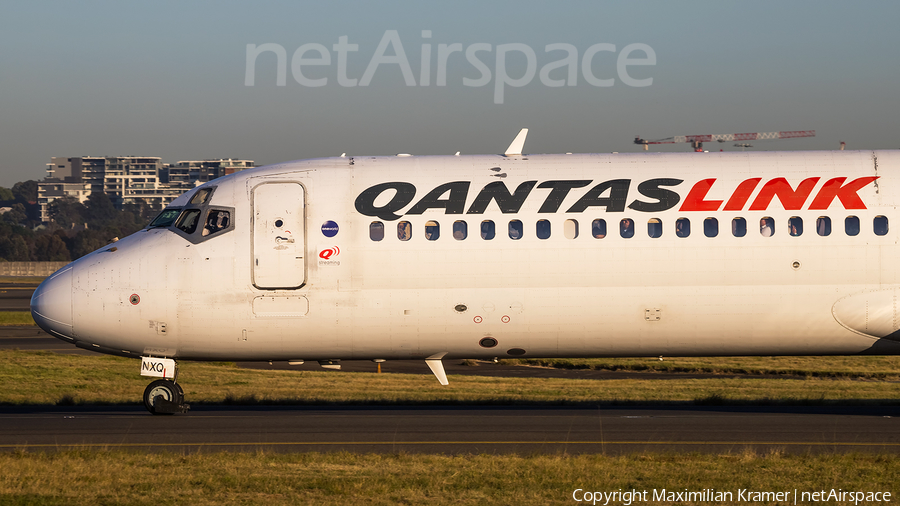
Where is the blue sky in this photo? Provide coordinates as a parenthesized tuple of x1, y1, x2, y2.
(1, 1, 898, 187)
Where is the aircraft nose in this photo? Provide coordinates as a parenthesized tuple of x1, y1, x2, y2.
(30, 266, 74, 341)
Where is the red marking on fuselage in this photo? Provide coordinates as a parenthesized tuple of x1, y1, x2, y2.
(749, 177, 820, 211)
(808, 176, 880, 210)
(676, 176, 877, 213)
(679, 178, 722, 212)
(319, 246, 341, 260)
(723, 178, 762, 211)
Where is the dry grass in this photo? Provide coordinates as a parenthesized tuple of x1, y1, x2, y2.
(0, 312, 35, 326)
(0, 276, 42, 285)
(511, 356, 900, 380)
(1, 350, 899, 407)
(0, 450, 896, 505)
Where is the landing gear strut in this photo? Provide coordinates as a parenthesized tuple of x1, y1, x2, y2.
(143, 379, 189, 415)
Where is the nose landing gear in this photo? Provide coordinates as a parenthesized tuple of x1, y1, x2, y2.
(142, 379, 190, 415)
(140, 356, 190, 415)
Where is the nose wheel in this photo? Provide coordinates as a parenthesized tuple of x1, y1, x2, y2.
(143, 379, 189, 415)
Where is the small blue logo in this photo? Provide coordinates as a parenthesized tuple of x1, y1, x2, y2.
(321, 221, 339, 237)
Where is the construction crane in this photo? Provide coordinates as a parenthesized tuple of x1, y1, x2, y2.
(634, 130, 815, 152)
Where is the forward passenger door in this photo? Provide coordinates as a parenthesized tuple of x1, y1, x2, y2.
(251, 181, 306, 289)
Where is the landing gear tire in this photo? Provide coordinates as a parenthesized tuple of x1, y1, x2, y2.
(143, 379, 186, 415)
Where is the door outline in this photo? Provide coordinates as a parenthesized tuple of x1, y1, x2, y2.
(250, 180, 307, 290)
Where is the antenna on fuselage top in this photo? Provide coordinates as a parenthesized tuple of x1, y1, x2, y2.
(504, 128, 528, 156)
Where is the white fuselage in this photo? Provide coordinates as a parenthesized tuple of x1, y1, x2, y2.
(31, 150, 900, 361)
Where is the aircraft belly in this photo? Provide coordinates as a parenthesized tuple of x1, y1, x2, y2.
(207, 283, 882, 361)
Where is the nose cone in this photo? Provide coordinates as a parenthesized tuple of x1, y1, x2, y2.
(31, 266, 74, 340)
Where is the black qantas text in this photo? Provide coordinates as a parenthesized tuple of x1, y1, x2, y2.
(355, 179, 682, 221)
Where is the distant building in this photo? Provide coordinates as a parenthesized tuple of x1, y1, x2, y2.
(160, 159, 256, 190)
(101, 156, 176, 211)
(38, 156, 255, 224)
(37, 180, 91, 223)
(47, 156, 109, 194)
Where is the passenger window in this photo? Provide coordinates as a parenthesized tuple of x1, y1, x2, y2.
(201, 210, 230, 237)
(647, 218, 662, 238)
(190, 188, 213, 205)
(398, 221, 412, 241)
(509, 220, 523, 240)
(732, 218, 747, 237)
(536, 219, 551, 240)
(704, 217, 718, 237)
(370, 221, 384, 241)
(425, 220, 440, 241)
(760, 217, 775, 237)
(845, 216, 860, 236)
(564, 219, 578, 239)
(816, 216, 831, 236)
(592, 219, 606, 239)
(788, 216, 803, 236)
(676, 218, 690, 238)
(453, 220, 467, 240)
(481, 220, 495, 240)
(620, 218, 634, 239)
(875, 216, 889, 236)
(175, 209, 202, 234)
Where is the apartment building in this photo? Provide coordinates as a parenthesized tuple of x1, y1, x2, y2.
(38, 157, 255, 224)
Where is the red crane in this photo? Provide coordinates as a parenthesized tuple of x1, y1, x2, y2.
(634, 130, 815, 152)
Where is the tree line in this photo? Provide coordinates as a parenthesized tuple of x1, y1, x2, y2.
(0, 181, 154, 262)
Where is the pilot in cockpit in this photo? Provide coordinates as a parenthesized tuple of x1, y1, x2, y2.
(202, 210, 230, 237)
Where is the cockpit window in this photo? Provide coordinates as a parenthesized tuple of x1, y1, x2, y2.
(148, 207, 182, 228)
(166, 185, 232, 244)
(190, 187, 214, 205)
(175, 209, 202, 234)
(202, 210, 230, 237)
